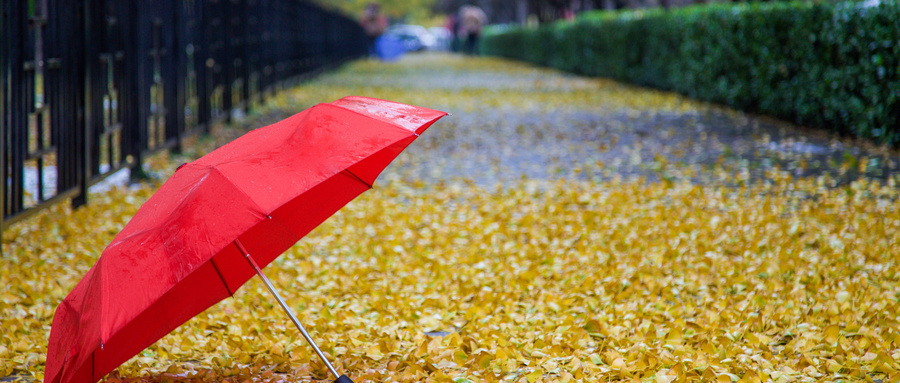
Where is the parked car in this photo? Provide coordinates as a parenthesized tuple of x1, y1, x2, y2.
(383, 24, 437, 52)
(427, 26, 453, 51)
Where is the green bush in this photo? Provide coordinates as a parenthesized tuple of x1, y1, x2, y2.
(481, 1, 900, 145)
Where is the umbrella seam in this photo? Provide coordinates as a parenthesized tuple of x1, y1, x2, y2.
(104, 171, 214, 249)
(342, 169, 373, 189)
(209, 167, 270, 217)
(55, 351, 70, 383)
(210, 258, 234, 297)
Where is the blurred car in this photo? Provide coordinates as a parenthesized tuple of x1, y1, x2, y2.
(383, 24, 437, 52)
(427, 26, 453, 51)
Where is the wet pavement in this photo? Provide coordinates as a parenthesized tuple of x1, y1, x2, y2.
(285, 52, 900, 189)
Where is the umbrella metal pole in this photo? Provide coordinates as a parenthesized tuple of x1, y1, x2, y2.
(234, 240, 344, 381)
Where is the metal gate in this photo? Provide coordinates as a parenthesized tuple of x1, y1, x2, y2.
(1, 0, 368, 233)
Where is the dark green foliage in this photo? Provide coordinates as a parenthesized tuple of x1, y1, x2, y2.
(481, 1, 900, 145)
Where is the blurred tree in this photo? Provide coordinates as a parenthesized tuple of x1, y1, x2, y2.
(434, 0, 522, 23)
(435, 0, 753, 24)
(312, 0, 439, 24)
(435, 0, 617, 24)
(320, 0, 745, 27)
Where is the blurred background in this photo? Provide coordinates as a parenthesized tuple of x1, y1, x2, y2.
(317, 0, 884, 56)
(320, 0, 795, 26)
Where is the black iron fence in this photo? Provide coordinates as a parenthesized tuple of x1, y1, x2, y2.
(1, 0, 368, 232)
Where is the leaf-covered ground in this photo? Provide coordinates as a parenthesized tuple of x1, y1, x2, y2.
(2, 53, 900, 383)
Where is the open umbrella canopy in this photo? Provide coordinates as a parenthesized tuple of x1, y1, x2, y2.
(45, 96, 447, 383)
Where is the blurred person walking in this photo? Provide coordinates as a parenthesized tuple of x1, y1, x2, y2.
(459, 5, 487, 55)
(446, 13, 461, 52)
(360, 2, 388, 56)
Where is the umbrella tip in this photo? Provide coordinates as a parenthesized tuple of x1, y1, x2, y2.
(335, 375, 355, 383)
(176, 162, 188, 172)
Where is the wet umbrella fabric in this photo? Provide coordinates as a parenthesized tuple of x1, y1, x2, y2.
(45, 96, 447, 383)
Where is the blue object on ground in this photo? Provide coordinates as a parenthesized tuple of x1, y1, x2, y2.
(376, 35, 406, 61)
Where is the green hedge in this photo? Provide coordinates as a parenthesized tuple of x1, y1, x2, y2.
(481, 1, 900, 145)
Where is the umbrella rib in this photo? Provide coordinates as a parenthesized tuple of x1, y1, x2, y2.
(342, 169, 373, 189)
(233, 239, 344, 381)
(209, 258, 234, 297)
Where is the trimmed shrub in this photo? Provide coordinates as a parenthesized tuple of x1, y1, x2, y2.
(481, 1, 900, 145)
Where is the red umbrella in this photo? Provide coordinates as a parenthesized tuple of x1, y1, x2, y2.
(45, 96, 447, 383)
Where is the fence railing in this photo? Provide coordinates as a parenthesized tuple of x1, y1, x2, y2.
(1, 0, 368, 232)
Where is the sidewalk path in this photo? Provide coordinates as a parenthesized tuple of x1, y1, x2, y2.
(302, 53, 899, 188)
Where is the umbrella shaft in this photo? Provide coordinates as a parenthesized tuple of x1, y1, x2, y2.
(234, 240, 341, 380)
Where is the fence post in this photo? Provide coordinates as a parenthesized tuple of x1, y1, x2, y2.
(123, 1, 146, 180)
(1, 0, 9, 235)
(78, 0, 95, 209)
(197, 0, 210, 131)
(7, 0, 26, 217)
(166, 0, 184, 153)
(239, 0, 250, 113)
(72, 0, 90, 208)
(123, 0, 138, 179)
(222, 0, 232, 122)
